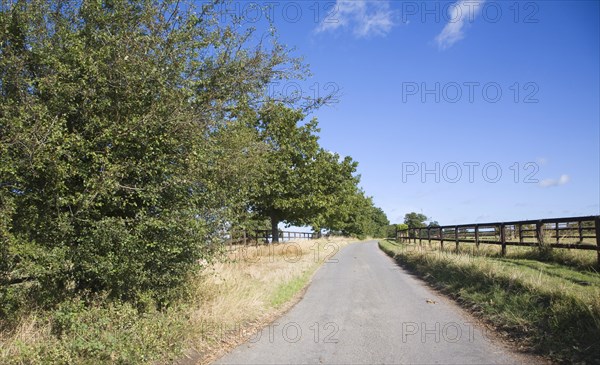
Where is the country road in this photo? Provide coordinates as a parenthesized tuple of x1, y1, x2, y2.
(214, 241, 534, 365)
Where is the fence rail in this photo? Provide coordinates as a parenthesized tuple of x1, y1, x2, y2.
(395, 215, 600, 264)
(226, 229, 318, 246)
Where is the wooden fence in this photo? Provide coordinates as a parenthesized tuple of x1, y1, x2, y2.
(226, 229, 318, 246)
(395, 215, 600, 263)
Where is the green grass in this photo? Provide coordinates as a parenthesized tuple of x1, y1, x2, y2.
(270, 269, 315, 308)
(0, 298, 190, 365)
(379, 240, 600, 364)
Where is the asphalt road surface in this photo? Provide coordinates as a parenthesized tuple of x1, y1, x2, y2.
(214, 241, 531, 365)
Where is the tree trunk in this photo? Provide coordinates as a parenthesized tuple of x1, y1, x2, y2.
(271, 215, 279, 243)
(313, 227, 321, 239)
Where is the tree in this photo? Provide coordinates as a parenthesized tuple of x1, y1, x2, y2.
(404, 212, 428, 229)
(368, 207, 390, 237)
(333, 191, 389, 239)
(247, 102, 319, 242)
(247, 102, 360, 242)
(304, 151, 360, 234)
(0, 0, 306, 308)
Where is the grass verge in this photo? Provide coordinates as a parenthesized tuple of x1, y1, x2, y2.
(0, 237, 352, 364)
(378, 240, 600, 364)
(270, 269, 314, 308)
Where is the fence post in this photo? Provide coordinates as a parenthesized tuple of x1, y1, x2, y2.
(440, 228, 444, 250)
(455, 226, 459, 252)
(419, 229, 422, 245)
(427, 227, 431, 246)
(536, 220, 544, 250)
(500, 223, 506, 256)
(578, 221, 583, 244)
(518, 224, 523, 244)
(475, 225, 480, 249)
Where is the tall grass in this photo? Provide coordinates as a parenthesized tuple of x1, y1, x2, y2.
(379, 240, 600, 364)
(0, 238, 352, 364)
(404, 236, 599, 271)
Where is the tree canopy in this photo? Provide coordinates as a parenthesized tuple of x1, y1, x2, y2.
(0, 0, 388, 312)
(246, 102, 369, 242)
(403, 212, 429, 229)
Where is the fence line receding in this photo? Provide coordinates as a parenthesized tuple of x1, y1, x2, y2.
(394, 215, 600, 264)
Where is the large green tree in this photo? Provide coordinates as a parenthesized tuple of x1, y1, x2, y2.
(305, 151, 360, 234)
(0, 0, 304, 308)
(247, 101, 365, 242)
(248, 102, 319, 242)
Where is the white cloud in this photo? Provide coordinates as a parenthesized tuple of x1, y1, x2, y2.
(316, 0, 395, 38)
(435, 0, 485, 50)
(539, 174, 571, 188)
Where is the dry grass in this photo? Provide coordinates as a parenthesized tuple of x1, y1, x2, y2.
(405, 234, 599, 270)
(0, 237, 354, 365)
(0, 314, 52, 355)
(181, 237, 352, 364)
(397, 244, 600, 301)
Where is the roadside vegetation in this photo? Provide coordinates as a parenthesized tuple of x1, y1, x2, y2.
(0, 238, 353, 364)
(379, 240, 600, 364)
(0, 1, 389, 363)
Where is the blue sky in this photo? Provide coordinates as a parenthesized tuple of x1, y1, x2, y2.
(230, 0, 600, 225)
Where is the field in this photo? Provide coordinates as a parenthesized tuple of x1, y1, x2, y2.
(397, 217, 599, 264)
(379, 240, 600, 364)
(0, 238, 352, 365)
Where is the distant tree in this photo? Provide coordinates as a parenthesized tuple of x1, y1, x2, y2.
(304, 152, 360, 234)
(385, 223, 408, 239)
(404, 212, 428, 229)
(248, 102, 360, 242)
(397, 223, 409, 230)
(370, 207, 390, 237)
(335, 192, 389, 238)
(428, 221, 440, 228)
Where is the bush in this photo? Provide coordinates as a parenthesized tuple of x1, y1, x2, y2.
(0, 0, 296, 312)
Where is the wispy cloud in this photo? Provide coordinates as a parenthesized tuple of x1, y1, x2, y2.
(315, 0, 395, 38)
(435, 0, 485, 50)
(539, 174, 570, 188)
